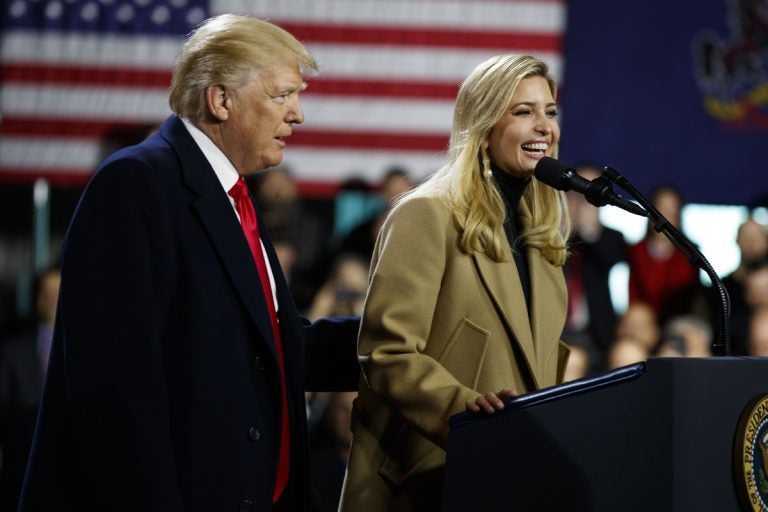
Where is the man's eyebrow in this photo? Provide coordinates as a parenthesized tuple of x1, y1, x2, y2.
(274, 81, 308, 93)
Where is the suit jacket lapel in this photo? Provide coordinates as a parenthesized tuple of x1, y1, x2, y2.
(257, 208, 305, 366)
(472, 249, 540, 389)
(159, 116, 278, 360)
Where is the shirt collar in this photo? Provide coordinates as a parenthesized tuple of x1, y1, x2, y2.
(180, 117, 240, 193)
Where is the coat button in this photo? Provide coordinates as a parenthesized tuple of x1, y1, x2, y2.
(253, 355, 265, 370)
(248, 427, 261, 441)
(239, 500, 253, 512)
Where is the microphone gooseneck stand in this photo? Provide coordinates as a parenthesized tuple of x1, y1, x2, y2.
(601, 166, 732, 357)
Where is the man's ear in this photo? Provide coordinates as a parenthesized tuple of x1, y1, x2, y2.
(204, 85, 232, 122)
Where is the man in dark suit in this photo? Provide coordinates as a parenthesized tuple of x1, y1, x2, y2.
(19, 15, 359, 512)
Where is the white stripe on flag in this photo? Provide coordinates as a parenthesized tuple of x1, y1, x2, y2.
(0, 32, 182, 68)
(1, 138, 446, 182)
(214, 0, 565, 32)
(280, 148, 446, 181)
(2, 33, 562, 84)
(1, 85, 172, 122)
(1, 138, 103, 169)
(1, 86, 455, 133)
(311, 45, 562, 82)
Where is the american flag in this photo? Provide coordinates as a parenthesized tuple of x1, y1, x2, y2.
(1, 0, 565, 196)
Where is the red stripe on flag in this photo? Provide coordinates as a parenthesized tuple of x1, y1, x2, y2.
(278, 22, 562, 51)
(0, 117, 156, 139)
(1, 117, 449, 151)
(308, 77, 460, 99)
(2, 64, 460, 99)
(1, 64, 173, 88)
(290, 130, 448, 151)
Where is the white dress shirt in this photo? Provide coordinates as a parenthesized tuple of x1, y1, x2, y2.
(181, 118, 279, 312)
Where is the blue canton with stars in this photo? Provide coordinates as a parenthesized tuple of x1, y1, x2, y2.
(4, 0, 211, 35)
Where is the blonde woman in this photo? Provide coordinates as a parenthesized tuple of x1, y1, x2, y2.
(339, 54, 572, 511)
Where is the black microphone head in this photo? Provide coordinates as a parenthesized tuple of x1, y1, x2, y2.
(534, 156, 576, 191)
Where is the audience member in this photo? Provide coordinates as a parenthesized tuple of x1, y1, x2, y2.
(272, 234, 299, 284)
(249, 166, 327, 269)
(305, 254, 369, 321)
(615, 302, 661, 354)
(564, 165, 627, 368)
(721, 219, 768, 354)
(655, 335, 686, 358)
(728, 259, 768, 355)
(656, 315, 713, 358)
(723, 219, 768, 310)
(627, 185, 700, 325)
(335, 167, 414, 261)
(249, 165, 300, 235)
(563, 344, 591, 382)
(0, 268, 60, 511)
(745, 259, 768, 310)
(606, 338, 649, 369)
(748, 307, 768, 356)
(332, 178, 377, 242)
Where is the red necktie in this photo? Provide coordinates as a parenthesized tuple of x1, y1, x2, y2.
(228, 178, 290, 503)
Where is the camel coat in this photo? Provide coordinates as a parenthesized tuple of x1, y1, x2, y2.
(339, 193, 570, 511)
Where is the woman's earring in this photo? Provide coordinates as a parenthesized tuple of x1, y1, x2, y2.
(482, 151, 492, 179)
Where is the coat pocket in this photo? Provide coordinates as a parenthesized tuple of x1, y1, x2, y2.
(378, 423, 443, 486)
(434, 317, 490, 389)
(377, 319, 489, 485)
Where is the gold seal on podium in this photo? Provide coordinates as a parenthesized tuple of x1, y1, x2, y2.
(735, 395, 768, 512)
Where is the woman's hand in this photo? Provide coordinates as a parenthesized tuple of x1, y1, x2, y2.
(465, 389, 516, 414)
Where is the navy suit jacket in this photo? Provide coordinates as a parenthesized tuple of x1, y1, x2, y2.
(18, 116, 359, 512)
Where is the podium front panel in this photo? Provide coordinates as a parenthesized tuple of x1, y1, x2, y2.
(444, 357, 768, 511)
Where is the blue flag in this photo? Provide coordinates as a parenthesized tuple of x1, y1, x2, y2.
(561, 0, 768, 206)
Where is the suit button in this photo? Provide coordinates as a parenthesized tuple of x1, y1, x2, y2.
(248, 427, 261, 441)
(239, 500, 253, 512)
(253, 355, 265, 370)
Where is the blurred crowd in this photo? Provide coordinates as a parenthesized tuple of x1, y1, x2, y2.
(563, 166, 768, 383)
(1, 163, 767, 510)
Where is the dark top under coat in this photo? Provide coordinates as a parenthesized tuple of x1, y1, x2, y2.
(491, 164, 532, 312)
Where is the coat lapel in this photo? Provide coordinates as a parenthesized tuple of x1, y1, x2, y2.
(527, 249, 567, 386)
(472, 248, 540, 389)
(257, 209, 305, 366)
(159, 116, 278, 360)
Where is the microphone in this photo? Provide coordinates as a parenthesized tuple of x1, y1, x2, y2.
(534, 157, 647, 217)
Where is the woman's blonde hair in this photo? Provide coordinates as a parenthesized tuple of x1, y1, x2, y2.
(407, 54, 570, 266)
(169, 14, 317, 123)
